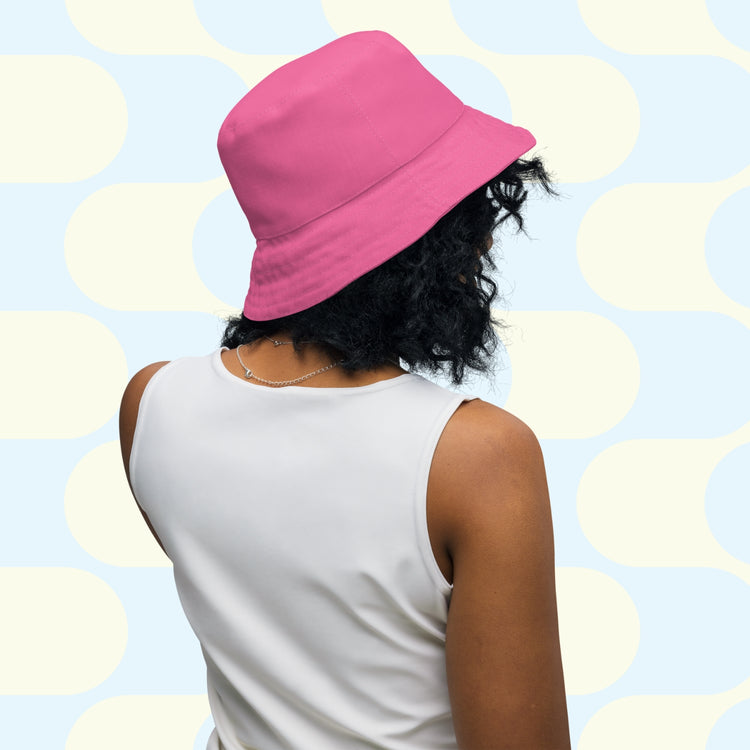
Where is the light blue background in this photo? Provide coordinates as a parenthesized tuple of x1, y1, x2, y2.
(2, 2, 749, 748)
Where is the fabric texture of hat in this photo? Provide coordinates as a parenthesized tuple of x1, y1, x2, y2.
(217, 30, 536, 321)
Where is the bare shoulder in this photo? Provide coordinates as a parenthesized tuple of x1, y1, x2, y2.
(432, 396, 551, 561)
(119, 361, 170, 482)
(433, 399, 570, 749)
(117, 361, 171, 555)
(431, 398, 547, 523)
(441, 398, 541, 458)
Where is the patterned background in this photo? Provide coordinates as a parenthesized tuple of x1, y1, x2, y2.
(2, 1, 749, 748)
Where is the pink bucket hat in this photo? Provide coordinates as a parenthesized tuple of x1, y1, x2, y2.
(218, 30, 536, 321)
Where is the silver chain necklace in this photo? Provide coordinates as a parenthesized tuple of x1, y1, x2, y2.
(236, 343, 340, 387)
(263, 334, 310, 347)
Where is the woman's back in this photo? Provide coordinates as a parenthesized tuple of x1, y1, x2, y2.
(120, 29, 570, 749)
(127, 348, 473, 750)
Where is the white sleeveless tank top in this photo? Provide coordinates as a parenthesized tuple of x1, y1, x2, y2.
(129, 348, 474, 750)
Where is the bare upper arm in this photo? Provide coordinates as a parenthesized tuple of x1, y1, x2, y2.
(429, 400, 570, 750)
(118, 361, 170, 553)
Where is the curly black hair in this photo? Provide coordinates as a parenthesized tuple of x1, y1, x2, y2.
(221, 156, 555, 385)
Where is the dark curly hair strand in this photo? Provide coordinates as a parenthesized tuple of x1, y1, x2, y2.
(221, 156, 555, 385)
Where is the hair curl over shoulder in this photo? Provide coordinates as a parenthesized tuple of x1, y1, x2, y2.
(221, 157, 555, 385)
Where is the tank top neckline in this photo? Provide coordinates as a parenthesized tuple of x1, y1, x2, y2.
(212, 347, 417, 395)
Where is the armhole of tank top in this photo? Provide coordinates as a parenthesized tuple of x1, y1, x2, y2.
(414, 393, 478, 595)
(127, 359, 178, 499)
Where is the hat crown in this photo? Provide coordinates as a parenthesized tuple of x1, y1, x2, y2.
(217, 31, 463, 239)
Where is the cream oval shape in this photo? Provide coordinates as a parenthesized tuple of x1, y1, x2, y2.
(65, 180, 231, 312)
(556, 567, 640, 695)
(0, 56, 126, 182)
(0, 567, 127, 694)
(65, 441, 171, 567)
(502, 311, 640, 439)
(0, 312, 127, 439)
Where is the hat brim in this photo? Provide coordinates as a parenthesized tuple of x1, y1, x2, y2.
(243, 105, 536, 320)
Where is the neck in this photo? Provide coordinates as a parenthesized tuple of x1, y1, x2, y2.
(227, 337, 406, 388)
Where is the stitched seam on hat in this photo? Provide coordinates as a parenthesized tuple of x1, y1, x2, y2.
(338, 80, 457, 213)
(257, 101, 467, 241)
(248, 70, 338, 122)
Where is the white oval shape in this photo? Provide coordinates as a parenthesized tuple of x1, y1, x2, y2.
(66, 694, 210, 750)
(65, 180, 231, 312)
(579, 694, 731, 750)
(556, 567, 640, 695)
(578, 439, 742, 570)
(65, 0, 291, 86)
(484, 54, 640, 183)
(65, 442, 171, 567)
(66, 0, 218, 55)
(0, 56, 126, 182)
(0, 312, 128, 439)
(577, 183, 734, 310)
(502, 311, 640, 438)
(578, 0, 732, 55)
(321, 0, 462, 51)
(0, 568, 127, 694)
